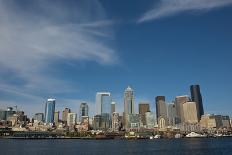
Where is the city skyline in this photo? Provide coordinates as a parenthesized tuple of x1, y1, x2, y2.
(0, 0, 232, 117)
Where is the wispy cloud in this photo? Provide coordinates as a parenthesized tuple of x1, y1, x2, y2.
(138, 0, 232, 23)
(0, 0, 118, 114)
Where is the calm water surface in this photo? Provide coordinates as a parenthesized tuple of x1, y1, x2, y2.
(0, 138, 232, 155)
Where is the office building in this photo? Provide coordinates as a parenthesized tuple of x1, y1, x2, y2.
(123, 86, 135, 128)
(96, 92, 111, 115)
(111, 102, 116, 114)
(112, 112, 120, 132)
(167, 103, 177, 126)
(62, 108, 71, 123)
(126, 114, 141, 131)
(44, 99, 56, 124)
(54, 111, 60, 125)
(80, 103, 88, 121)
(183, 102, 198, 124)
(155, 96, 167, 120)
(67, 113, 77, 127)
(145, 112, 156, 129)
(175, 95, 190, 123)
(190, 85, 204, 121)
(33, 113, 44, 122)
(138, 103, 150, 126)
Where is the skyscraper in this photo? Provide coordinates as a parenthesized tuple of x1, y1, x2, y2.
(62, 108, 71, 124)
(175, 95, 190, 123)
(54, 111, 60, 125)
(96, 92, 111, 115)
(183, 102, 198, 123)
(124, 86, 134, 115)
(45, 99, 56, 124)
(190, 85, 204, 121)
(167, 102, 177, 126)
(96, 92, 112, 130)
(80, 103, 88, 121)
(138, 103, 150, 126)
(111, 102, 116, 114)
(67, 113, 77, 127)
(155, 96, 167, 120)
(123, 86, 134, 129)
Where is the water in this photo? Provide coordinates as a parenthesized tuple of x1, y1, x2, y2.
(0, 138, 232, 155)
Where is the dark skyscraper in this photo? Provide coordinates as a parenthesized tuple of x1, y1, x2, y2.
(139, 103, 150, 126)
(155, 96, 167, 120)
(190, 85, 204, 121)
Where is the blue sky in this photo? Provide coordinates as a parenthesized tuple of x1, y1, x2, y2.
(0, 0, 232, 117)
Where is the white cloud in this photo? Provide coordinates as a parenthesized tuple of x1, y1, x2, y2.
(138, 0, 232, 23)
(0, 0, 118, 115)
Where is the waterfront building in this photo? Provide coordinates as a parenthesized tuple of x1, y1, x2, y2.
(62, 108, 71, 124)
(111, 102, 116, 114)
(155, 96, 167, 121)
(183, 102, 198, 124)
(158, 116, 167, 130)
(112, 112, 120, 132)
(126, 114, 141, 131)
(44, 99, 56, 124)
(138, 103, 150, 126)
(54, 111, 60, 125)
(79, 103, 88, 121)
(0, 109, 6, 120)
(190, 85, 204, 121)
(145, 112, 156, 129)
(33, 113, 44, 122)
(67, 113, 77, 127)
(175, 95, 190, 123)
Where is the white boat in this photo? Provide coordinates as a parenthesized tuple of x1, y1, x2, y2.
(186, 132, 207, 138)
(149, 136, 154, 140)
(154, 135, 161, 139)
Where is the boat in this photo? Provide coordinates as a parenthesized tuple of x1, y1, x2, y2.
(149, 136, 154, 140)
(185, 132, 207, 138)
(154, 135, 161, 139)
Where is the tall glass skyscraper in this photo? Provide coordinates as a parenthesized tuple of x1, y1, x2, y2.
(80, 102, 88, 121)
(124, 86, 134, 115)
(95, 92, 112, 130)
(45, 99, 56, 124)
(96, 92, 111, 115)
(190, 85, 204, 121)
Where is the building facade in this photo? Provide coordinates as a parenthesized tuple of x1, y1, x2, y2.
(138, 103, 150, 126)
(190, 85, 204, 121)
(44, 99, 56, 124)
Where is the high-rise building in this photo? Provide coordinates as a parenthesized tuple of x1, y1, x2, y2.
(112, 112, 120, 132)
(96, 92, 112, 130)
(138, 103, 150, 126)
(111, 102, 116, 114)
(45, 99, 56, 124)
(190, 85, 204, 121)
(33, 113, 44, 122)
(124, 86, 134, 115)
(80, 103, 88, 121)
(96, 92, 111, 115)
(124, 86, 134, 129)
(155, 96, 167, 121)
(67, 113, 77, 127)
(54, 111, 60, 125)
(62, 108, 71, 123)
(126, 114, 141, 131)
(167, 102, 177, 126)
(175, 95, 190, 123)
(183, 102, 198, 124)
